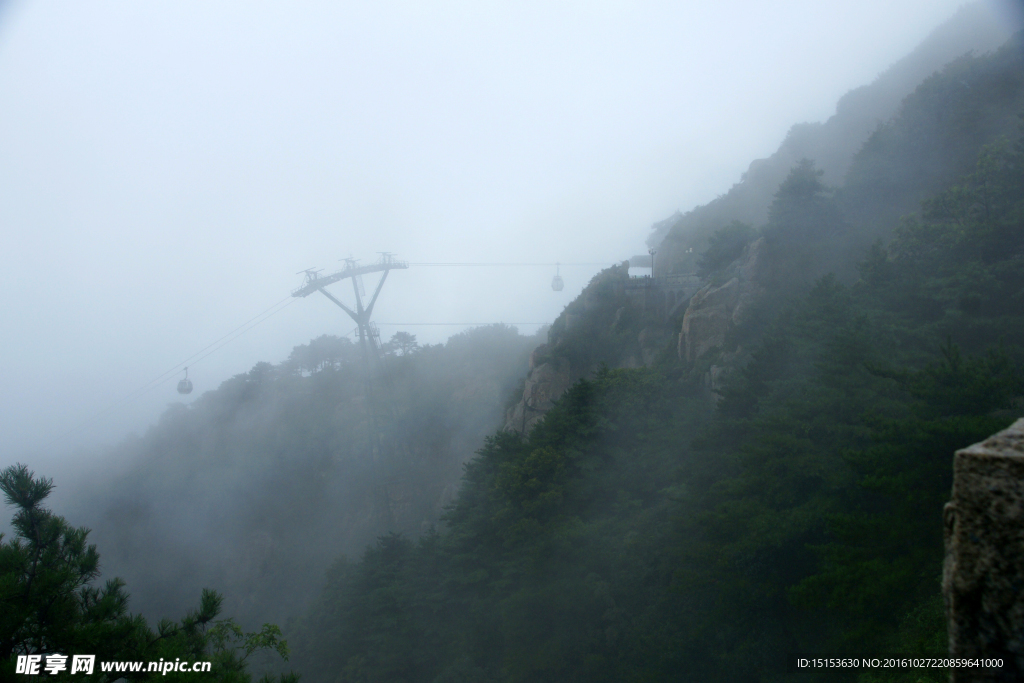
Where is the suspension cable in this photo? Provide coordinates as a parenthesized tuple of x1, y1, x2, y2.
(47, 296, 299, 448)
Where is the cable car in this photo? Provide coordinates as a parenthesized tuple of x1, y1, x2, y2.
(177, 367, 194, 395)
(551, 263, 564, 291)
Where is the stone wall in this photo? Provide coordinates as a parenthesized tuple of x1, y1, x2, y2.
(943, 418, 1024, 681)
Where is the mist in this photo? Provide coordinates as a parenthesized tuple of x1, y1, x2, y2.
(1, 0, 1013, 468)
(4, 1, 1024, 680)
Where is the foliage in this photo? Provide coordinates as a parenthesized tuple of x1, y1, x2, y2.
(292, 78, 1024, 679)
(0, 465, 295, 683)
(284, 335, 358, 374)
(840, 31, 1024, 242)
(387, 331, 419, 357)
(61, 29, 1024, 683)
(69, 324, 541, 630)
(697, 221, 757, 277)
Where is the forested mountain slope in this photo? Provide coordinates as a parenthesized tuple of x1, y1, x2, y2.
(289, 30, 1024, 683)
(66, 325, 542, 628)
(30, 13, 1024, 683)
(648, 1, 1020, 276)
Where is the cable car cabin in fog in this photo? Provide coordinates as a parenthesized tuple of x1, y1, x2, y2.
(177, 367, 193, 395)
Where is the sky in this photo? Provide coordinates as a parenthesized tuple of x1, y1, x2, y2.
(0, 0, 1017, 468)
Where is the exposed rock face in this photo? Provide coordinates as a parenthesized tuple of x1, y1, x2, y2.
(612, 307, 628, 330)
(731, 288, 761, 327)
(735, 235, 764, 284)
(943, 418, 1024, 681)
(503, 264, 634, 435)
(678, 237, 764, 364)
(679, 278, 739, 363)
(503, 344, 572, 434)
(704, 364, 729, 401)
(638, 327, 671, 366)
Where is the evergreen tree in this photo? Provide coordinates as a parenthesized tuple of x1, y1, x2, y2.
(0, 464, 295, 683)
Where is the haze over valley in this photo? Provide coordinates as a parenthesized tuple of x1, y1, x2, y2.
(2, 2, 1024, 681)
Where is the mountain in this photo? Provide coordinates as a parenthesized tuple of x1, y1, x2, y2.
(648, 2, 1021, 278)
(66, 325, 542, 627)
(290, 26, 1024, 683)
(18, 8, 1024, 682)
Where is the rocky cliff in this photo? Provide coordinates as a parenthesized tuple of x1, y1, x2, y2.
(503, 344, 573, 433)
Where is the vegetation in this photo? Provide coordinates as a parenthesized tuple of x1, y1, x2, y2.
(63, 324, 541, 629)
(0, 464, 294, 683)
(697, 221, 757, 277)
(28, 25, 1024, 683)
(289, 48, 1024, 680)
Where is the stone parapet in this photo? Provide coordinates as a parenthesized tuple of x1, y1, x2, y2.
(944, 418, 1024, 682)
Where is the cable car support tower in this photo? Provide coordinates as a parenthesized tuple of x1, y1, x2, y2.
(291, 253, 409, 527)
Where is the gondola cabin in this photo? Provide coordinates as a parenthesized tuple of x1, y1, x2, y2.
(177, 367, 193, 395)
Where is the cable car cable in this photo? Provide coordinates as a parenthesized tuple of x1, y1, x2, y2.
(180, 298, 299, 370)
(47, 295, 298, 448)
(47, 258, 605, 447)
(148, 295, 295, 388)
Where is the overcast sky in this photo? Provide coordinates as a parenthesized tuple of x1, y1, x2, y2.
(0, 0, 1016, 467)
